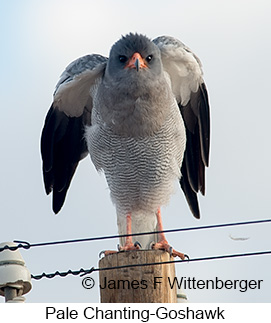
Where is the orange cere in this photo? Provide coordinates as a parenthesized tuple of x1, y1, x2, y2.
(125, 52, 148, 70)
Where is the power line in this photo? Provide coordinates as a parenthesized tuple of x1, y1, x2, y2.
(31, 267, 95, 280)
(1, 218, 270, 253)
(31, 250, 271, 280)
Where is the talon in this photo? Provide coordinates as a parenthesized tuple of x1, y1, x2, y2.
(99, 249, 118, 256)
(119, 242, 140, 252)
(134, 241, 142, 248)
(152, 239, 186, 260)
(171, 250, 187, 260)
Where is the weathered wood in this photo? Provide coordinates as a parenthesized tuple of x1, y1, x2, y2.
(99, 250, 177, 303)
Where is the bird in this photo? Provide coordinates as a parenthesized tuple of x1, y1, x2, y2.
(41, 33, 210, 259)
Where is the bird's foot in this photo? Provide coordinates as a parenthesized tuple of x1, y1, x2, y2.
(151, 239, 188, 260)
(99, 241, 141, 257)
(118, 241, 141, 252)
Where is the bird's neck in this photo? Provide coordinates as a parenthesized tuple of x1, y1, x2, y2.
(94, 77, 175, 137)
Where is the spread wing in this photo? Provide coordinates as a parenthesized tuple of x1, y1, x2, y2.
(41, 54, 107, 213)
(153, 36, 210, 219)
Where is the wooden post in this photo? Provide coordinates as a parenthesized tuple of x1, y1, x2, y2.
(99, 250, 177, 303)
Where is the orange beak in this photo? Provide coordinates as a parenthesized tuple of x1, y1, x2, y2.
(125, 52, 148, 71)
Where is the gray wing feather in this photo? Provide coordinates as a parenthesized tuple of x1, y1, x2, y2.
(41, 54, 107, 213)
(153, 36, 210, 218)
(53, 54, 107, 117)
(55, 54, 107, 93)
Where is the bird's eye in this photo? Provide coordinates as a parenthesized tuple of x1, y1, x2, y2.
(146, 55, 153, 63)
(119, 55, 128, 63)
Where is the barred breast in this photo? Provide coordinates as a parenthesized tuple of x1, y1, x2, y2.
(85, 99, 186, 247)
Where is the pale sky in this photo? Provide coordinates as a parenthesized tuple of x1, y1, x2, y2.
(1, 0, 270, 303)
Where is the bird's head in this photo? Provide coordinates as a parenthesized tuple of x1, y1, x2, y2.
(96, 33, 175, 137)
(105, 33, 163, 84)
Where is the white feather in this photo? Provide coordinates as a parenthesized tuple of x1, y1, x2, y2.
(153, 36, 203, 105)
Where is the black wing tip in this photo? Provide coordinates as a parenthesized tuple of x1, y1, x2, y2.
(189, 200, 201, 219)
(191, 202, 200, 220)
(53, 194, 65, 214)
(179, 81, 210, 219)
(41, 104, 89, 214)
(53, 206, 61, 215)
(180, 176, 201, 219)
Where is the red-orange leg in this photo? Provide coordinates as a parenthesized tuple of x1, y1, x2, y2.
(100, 213, 140, 257)
(152, 208, 187, 260)
(118, 213, 140, 251)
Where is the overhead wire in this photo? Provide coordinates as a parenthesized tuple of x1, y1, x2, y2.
(1, 218, 270, 253)
(1, 218, 269, 281)
(31, 250, 271, 280)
